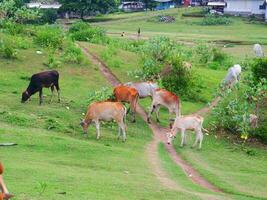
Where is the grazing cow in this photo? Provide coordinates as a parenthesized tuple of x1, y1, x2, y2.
(224, 64, 242, 87)
(147, 89, 181, 123)
(21, 70, 60, 105)
(80, 101, 127, 141)
(253, 44, 264, 57)
(113, 85, 139, 122)
(0, 163, 13, 200)
(182, 61, 192, 70)
(124, 81, 158, 99)
(243, 114, 258, 129)
(167, 115, 205, 149)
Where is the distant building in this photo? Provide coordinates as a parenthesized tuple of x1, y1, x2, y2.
(153, 0, 175, 10)
(207, 1, 226, 13)
(119, 1, 144, 12)
(224, 0, 267, 21)
(26, 2, 62, 9)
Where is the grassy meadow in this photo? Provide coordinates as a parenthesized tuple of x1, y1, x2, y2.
(0, 6, 267, 200)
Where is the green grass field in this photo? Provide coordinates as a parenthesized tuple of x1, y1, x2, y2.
(1, 7, 267, 200)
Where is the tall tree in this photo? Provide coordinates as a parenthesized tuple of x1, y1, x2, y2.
(59, 0, 117, 19)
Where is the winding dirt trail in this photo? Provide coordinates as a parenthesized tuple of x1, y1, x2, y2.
(79, 43, 226, 197)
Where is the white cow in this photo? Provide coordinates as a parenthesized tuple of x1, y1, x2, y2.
(167, 115, 205, 149)
(243, 114, 258, 129)
(224, 64, 242, 87)
(124, 81, 158, 99)
(253, 44, 264, 57)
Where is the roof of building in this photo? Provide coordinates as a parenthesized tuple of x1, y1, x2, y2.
(208, 2, 226, 6)
(27, 2, 61, 9)
(153, 0, 174, 2)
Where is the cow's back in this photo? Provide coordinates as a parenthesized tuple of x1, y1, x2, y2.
(88, 101, 124, 119)
(0, 162, 3, 174)
(114, 85, 138, 101)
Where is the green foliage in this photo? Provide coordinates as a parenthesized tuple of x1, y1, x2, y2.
(69, 21, 106, 42)
(87, 87, 114, 104)
(0, 20, 24, 35)
(59, 0, 118, 19)
(194, 43, 232, 69)
(200, 14, 232, 26)
(251, 58, 267, 82)
(0, 0, 41, 24)
(34, 26, 64, 49)
(62, 43, 84, 64)
(212, 75, 267, 141)
(38, 8, 58, 24)
(43, 50, 61, 68)
(0, 38, 17, 59)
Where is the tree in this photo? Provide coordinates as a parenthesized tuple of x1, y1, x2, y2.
(59, 0, 118, 19)
(142, 0, 157, 10)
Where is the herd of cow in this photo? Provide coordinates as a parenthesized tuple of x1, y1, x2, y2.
(20, 70, 212, 149)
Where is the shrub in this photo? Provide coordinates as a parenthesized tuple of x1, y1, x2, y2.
(251, 58, 267, 82)
(62, 44, 84, 64)
(87, 87, 114, 104)
(14, 6, 41, 24)
(194, 42, 211, 64)
(43, 51, 61, 68)
(0, 20, 24, 35)
(69, 21, 106, 42)
(0, 39, 17, 59)
(200, 14, 232, 25)
(13, 36, 30, 49)
(212, 75, 267, 141)
(34, 26, 64, 49)
(39, 9, 58, 24)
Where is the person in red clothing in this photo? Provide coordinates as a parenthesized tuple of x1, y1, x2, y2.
(0, 163, 13, 200)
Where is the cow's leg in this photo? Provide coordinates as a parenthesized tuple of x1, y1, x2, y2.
(118, 121, 126, 142)
(130, 101, 136, 123)
(55, 83, 61, 103)
(155, 105, 161, 123)
(147, 103, 156, 123)
(192, 130, 199, 148)
(50, 85, 55, 103)
(95, 121, 100, 140)
(117, 126, 121, 140)
(180, 129, 185, 147)
(0, 175, 9, 194)
(39, 88, 43, 105)
(198, 130, 203, 149)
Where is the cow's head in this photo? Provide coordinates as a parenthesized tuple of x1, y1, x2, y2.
(21, 91, 30, 103)
(80, 119, 91, 134)
(167, 132, 176, 145)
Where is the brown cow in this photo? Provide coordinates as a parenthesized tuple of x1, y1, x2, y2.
(113, 85, 139, 123)
(0, 163, 13, 200)
(147, 89, 181, 124)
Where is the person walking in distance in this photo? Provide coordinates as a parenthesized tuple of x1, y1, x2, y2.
(137, 27, 141, 38)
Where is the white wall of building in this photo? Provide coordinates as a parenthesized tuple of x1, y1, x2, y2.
(225, 0, 265, 15)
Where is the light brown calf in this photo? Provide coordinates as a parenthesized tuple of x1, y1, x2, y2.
(147, 89, 181, 123)
(80, 101, 127, 141)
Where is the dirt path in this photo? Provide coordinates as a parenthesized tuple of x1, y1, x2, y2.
(79, 43, 225, 196)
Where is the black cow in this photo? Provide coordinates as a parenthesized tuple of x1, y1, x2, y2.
(21, 70, 60, 105)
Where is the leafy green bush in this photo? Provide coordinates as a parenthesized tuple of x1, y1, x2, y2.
(200, 14, 232, 25)
(251, 58, 267, 82)
(39, 8, 58, 24)
(212, 75, 267, 141)
(62, 44, 84, 64)
(0, 39, 17, 59)
(87, 87, 114, 104)
(0, 20, 24, 35)
(13, 36, 30, 49)
(34, 26, 64, 49)
(43, 51, 61, 68)
(69, 21, 106, 42)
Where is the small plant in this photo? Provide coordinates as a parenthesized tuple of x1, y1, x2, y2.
(251, 58, 267, 82)
(69, 21, 106, 42)
(87, 87, 114, 104)
(0, 39, 17, 59)
(43, 50, 61, 68)
(200, 14, 232, 26)
(62, 44, 84, 64)
(34, 26, 64, 49)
